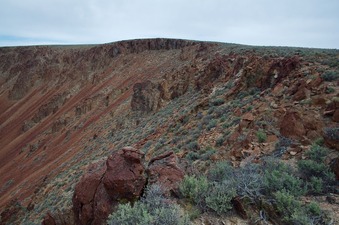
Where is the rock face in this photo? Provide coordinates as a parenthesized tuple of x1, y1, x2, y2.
(279, 111, 306, 139)
(73, 147, 146, 225)
(147, 151, 184, 196)
(103, 147, 146, 200)
(131, 80, 161, 112)
(72, 147, 184, 225)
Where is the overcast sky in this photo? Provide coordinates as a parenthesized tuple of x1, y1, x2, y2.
(0, 0, 338, 48)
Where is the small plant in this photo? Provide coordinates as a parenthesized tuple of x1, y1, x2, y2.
(321, 71, 338, 81)
(185, 152, 200, 161)
(304, 144, 328, 163)
(210, 98, 225, 106)
(206, 119, 217, 130)
(298, 159, 335, 189)
(108, 185, 190, 225)
(263, 160, 305, 197)
(273, 136, 293, 157)
(205, 181, 236, 215)
(256, 130, 267, 143)
(274, 191, 328, 225)
(208, 161, 234, 182)
(179, 176, 208, 204)
(215, 137, 224, 147)
(323, 127, 339, 141)
(186, 141, 199, 151)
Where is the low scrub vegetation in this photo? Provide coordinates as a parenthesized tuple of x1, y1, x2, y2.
(179, 145, 335, 224)
(107, 185, 189, 225)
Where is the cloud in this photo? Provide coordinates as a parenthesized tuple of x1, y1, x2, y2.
(0, 0, 338, 48)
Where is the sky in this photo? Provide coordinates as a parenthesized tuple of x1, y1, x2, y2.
(0, 0, 338, 49)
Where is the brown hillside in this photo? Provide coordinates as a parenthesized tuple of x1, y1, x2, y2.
(0, 39, 338, 224)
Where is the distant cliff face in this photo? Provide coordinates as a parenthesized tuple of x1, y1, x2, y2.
(0, 39, 338, 224)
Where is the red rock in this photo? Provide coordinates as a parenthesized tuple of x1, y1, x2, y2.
(307, 75, 323, 88)
(242, 112, 254, 121)
(293, 87, 310, 101)
(41, 210, 74, 225)
(280, 111, 306, 139)
(266, 135, 278, 143)
(103, 147, 146, 200)
(73, 147, 146, 225)
(131, 80, 161, 112)
(147, 151, 184, 196)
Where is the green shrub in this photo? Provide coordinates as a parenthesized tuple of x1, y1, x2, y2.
(206, 119, 217, 130)
(306, 177, 323, 194)
(215, 137, 224, 147)
(108, 185, 190, 225)
(185, 152, 200, 161)
(179, 176, 208, 204)
(256, 130, 267, 143)
(298, 160, 335, 184)
(263, 160, 305, 196)
(200, 148, 216, 160)
(274, 190, 301, 217)
(321, 71, 338, 81)
(186, 141, 199, 151)
(235, 163, 263, 198)
(273, 137, 293, 157)
(274, 191, 328, 225)
(305, 144, 328, 163)
(107, 202, 152, 225)
(208, 161, 234, 182)
(205, 181, 236, 215)
(209, 162, 264, 199)
(210, 98, 225, 106)
(323, 127, 339, 141)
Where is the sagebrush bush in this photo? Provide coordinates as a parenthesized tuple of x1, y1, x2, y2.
(274, 191, 328, 225)
(108, 185, 190, 225)
(321, 71, 338, 81)
(304, 144, 328, 163)
(256, 130, 267, 143)
(207, 161, 234, 182)
(107, 202, 153, 225)
(179, 176, 208, 204)
(298, 160, 334, 181)
(235, 163, 263, 198)
(205, 181, 236, 215)
(323, 127, 339, 141)
(263, 160, 305, 196)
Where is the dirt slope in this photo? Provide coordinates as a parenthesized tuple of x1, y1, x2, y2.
(0, 38, 338, 224)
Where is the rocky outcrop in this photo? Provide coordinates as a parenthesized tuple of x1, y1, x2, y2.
(280, 111, 306, 139)
(108, 38, 198, 57)
(147, 151, 184, 196)
(103, 147, 146, 200)
(72, 147, 184, 225)
(131, 80, 162, 112)
(73, 147, 146, 225)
